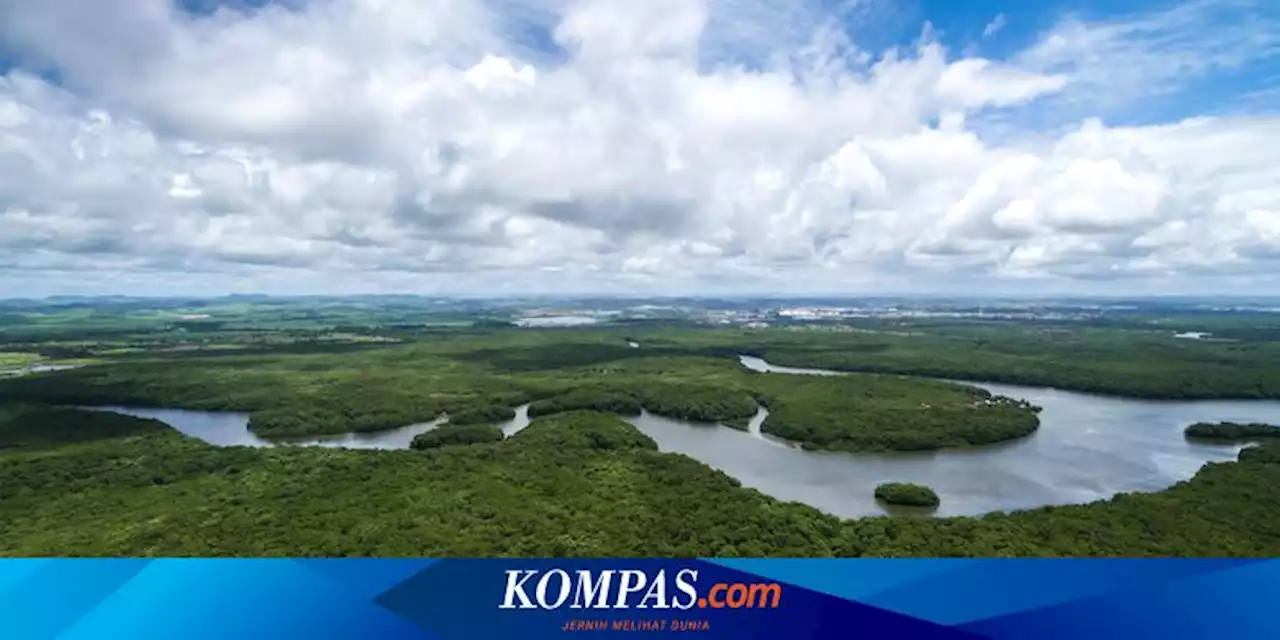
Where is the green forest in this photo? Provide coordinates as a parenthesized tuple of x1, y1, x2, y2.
(0, 335, 1042, 453)
(446, 405, 517, 426)
(1239, 442, 1280, 464)
(528, 388, 644, 418)
(411, 424, 505, 449)
(4, 405, 1280, 557)
(875, 483, 941, 508)
(3, 306, 1280, 557)
(730, 332, 1280, 400)
(749, 374, 1040, 452)
(1184, 421, 1280, 440)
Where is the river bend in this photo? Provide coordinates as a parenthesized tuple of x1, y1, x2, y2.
(94, 357, 1280, 517)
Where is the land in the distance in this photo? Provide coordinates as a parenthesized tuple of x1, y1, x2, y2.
(2, 295, 1280, 556)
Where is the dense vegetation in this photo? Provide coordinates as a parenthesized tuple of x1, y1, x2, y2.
(5, 295, 1280, 400)
(738, 332, 1280, 400)
(446, 404, 517, 426)
(5, 405, 1280, 557)
(0, 406, 842, 556)
(528, 388, 644, 418)
(633, 383, 759, 424)
(247, 401, 447, 437)
(875, 483, 941, 508)
(527, 383, 757, 425)
(0, 354, 537, 438)
(0, 336, 1040, 452)
(510, 411, 659, 451)
(3, 301, 1280, 556)
(1239, 442, 1280, 464)
(750, 374, 1039, 452)
(0, 404, 164, 451)
(1184, 421, 1280, 441)
(410, 424, 505, 449)
(2, 309, 1276, 446)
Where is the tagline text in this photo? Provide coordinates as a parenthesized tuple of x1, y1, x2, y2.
(562, 619, 712, 632)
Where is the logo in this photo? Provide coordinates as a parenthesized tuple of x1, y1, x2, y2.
(498, 569, 782, 611)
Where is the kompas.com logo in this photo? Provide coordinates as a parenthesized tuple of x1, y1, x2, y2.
(498, 568, 783, 610)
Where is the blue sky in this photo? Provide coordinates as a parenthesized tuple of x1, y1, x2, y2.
(835, 0, 1276, 126)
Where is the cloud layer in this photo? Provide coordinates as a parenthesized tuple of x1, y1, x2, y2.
(0, 0, 1277, 296)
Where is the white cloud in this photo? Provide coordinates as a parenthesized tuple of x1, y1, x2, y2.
(0, 0, 1278, 296)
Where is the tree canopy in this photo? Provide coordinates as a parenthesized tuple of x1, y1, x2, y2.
(5, 405, 1280, 557)
(1185, 422, 1280, 441)
(874, 482, 941, 508)
(410, 424, 505, 449)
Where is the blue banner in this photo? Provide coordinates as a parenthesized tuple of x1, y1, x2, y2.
(2, 559, 1278, 639)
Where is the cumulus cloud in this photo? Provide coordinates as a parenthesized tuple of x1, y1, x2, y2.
(0, 0, 1278, 296)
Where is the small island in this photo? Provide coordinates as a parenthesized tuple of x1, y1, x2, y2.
(410, 424, 505, 449)
(874, 482, 940, 508)
(1184, 421, 1280, 441)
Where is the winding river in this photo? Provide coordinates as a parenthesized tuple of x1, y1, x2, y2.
(98, 403, 533, 450)
(93, 356, 1280, 518)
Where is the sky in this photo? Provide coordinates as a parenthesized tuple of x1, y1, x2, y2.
(0, 0, 1278, 297)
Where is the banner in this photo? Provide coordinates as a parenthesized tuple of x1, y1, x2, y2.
(2, 558, 1277, 639)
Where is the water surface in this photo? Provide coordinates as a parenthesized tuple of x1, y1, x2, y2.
(2, 363, 84, 377)
(98, 404, 533, 450)
(514, 316, 600, 327)
(90, 358, 1280, 518)
(681, 355, 1279, 516)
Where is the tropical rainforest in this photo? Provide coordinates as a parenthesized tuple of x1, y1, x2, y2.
(410, 423, 505, 449)
(875, 483, 941, 508)
(0, 337, 1040, 453)
(1184, 421, 1280, 440)
(3, 405, 1280, 556)
(2, 297, 1280, 557)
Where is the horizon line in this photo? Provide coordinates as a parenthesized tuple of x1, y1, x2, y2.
(5, 292, 1280, 302)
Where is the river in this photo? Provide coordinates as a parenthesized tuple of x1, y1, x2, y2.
(1, 363, 84, 378)
(97, 404, 533, 450)
(91, 357, 1280, 518)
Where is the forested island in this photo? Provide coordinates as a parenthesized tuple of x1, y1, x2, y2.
(1184, 422, 1280, 440)
(875, 483, 941, 508)
(751, 375, 1040, 452)
(411, 423, 505, 449)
